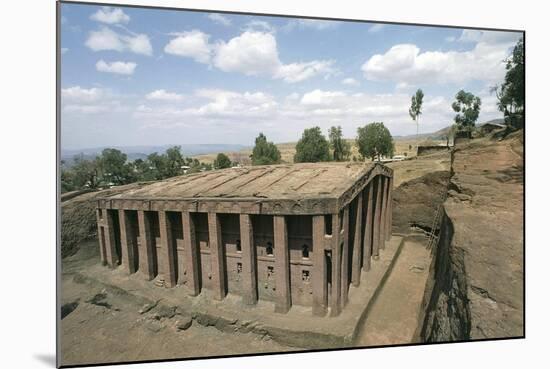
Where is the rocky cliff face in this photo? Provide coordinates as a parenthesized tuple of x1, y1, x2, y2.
(419, 132, 524, 341)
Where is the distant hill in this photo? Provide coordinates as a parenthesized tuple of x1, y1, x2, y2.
(61, 143, 250, 166)
(394, 118, 505, 141)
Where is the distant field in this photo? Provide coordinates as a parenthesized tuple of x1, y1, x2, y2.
(193, 137, 446, 165)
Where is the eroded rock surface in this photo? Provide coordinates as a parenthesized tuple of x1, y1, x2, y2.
(421, 132, 524, 341)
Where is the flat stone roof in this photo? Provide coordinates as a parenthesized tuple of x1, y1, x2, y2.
(109, 162, 377, 200)
(98, 162, 392, 215)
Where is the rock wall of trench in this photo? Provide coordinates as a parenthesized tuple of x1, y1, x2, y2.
(417, 134, 524, 342)
(417, 209, 471, 341)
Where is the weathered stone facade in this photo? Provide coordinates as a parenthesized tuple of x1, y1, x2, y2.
(95, 162, 393, 317)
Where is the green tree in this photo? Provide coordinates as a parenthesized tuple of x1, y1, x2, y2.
(164, 146, 184, 178)
(98, 148, 130, 185)
(131, 158, 156, 181)
(452, 90, 481, 132)
(60, 169, 75, 192)
(492, 37, 524, 129)
(147, 152, 168, 180)
(213, 153, 232, 169)
(356, 122, 394, 161)
(328, 126, 351, 161)
(409, 89, 424, 146)
(72, 154, 100, 189)
(294, 127, 331, 163)
(251, 133, 281, 165)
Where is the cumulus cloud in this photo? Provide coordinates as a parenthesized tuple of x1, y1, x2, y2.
(135, 89, 277, 123)
(90, 7, 130, 24)
(164, 30, 212, 63)
(61, 86, 128, 114)
(146, 89, 184, 101)
(164, 30, 334, 82)
(300, 89, 346, 105)
(207, 13, 231, 26)
(96, 60, 136, 75)
(213, 31, 280, 75)
(342, 77, 360, 86)
(189, 89, 277, 116)
(361, 34, 520, 85)
(85, 27, 152, 56)
(62, 86, 103, 102)
(276, 60, 336, 83)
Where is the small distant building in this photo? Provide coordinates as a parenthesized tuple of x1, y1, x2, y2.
(479, 122, 506, 135)
(95, 162, 394, 317)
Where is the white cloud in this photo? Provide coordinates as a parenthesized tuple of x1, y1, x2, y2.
(85, 27, 152, 56)
(146, 89, 184, 101)
(342, 77, 360, 86)
(90, 7, 130, 24)
(135, 89, 277, 122)
(163, 30, 335, 83)
(61, 48, 69, 54)
(190, 89, 277, 116)
(276, 60, 336, 83)
(96, 60, 136, 75)
(300, 89, 346, 105)
(61, 86, 129, 115)
(131, 85, 504, 141)
(164, 30, 212, 64)
(62, 86, 103, 102)
(213, 31, 280, 75)
(361, 34, 521, 85)
(207, 13, 231, 26)
(210, 31, 335, 82)
(368, 24, 385, 33)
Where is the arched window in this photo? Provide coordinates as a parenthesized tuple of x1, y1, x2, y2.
(236, 239, 241, 252)
(302, 244, 310, 259)
(266, 242, 273, 256)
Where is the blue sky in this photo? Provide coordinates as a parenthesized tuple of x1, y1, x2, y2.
(60, 3, 522, 150)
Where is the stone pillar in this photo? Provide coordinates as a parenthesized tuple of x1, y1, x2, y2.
(340, 205, 350, 308)
(104, 209, 118, 268)
(351, 193, 363, 287)
(372, 176, 383, 259)
(362, 184, 374, 272)
(240, 214, 258, 305)
(330, 213, 342, 317)
(386, 176, 393, 241)
(379, 177, 387, 251)
(312, 215, 328, 316)
(158, 211, 177, 288)
(182, 212, 200, 296)
(96, 209, 106, 265)
(274, 215, 291, 313)
(137, 210, 156, 280)
(208, 212, 226, 300)
(119, 210, 137, 274)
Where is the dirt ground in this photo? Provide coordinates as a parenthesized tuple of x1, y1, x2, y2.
(355, 237, 431, 346)
(61, 242, 293, 366)
(60, 143, 452, 365)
